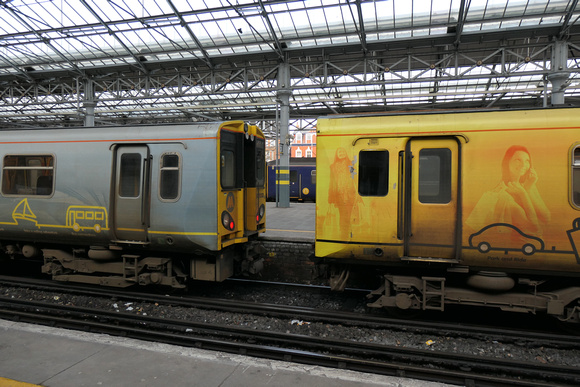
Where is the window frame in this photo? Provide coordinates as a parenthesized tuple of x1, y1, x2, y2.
(417, 148, 452, 204)
(1, 154, 55, 197)
(118, 152, 142, 198)
(255, 138, 265, 187)
(220, 129, 243, 190)
(159, 152, 182, 202)
(571, 144, 580, 208)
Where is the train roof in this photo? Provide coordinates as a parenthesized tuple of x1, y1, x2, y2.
(0, 120, 264, 144)
(316, 107, 580, 136)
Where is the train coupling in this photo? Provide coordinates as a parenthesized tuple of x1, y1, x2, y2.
(241, 242, 265, 275)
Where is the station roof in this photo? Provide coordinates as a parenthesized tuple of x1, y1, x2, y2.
(0, 0, 579, 128)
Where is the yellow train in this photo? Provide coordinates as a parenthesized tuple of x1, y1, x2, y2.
(315, 108, 580, 323)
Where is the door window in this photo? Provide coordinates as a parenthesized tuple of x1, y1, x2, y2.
(290, 170, 298, 183)
(119, 153, 141, 198)
(418, 148, 451, 204)
(572, 146, 580, 206)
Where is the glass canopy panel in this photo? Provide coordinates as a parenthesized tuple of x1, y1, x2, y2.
(0, 0, 578, 127)
(0, 0, 576, 72)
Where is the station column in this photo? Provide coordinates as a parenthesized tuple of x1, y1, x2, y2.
(276, 61, 292, 208)
(83, 79, 97, 127)
(548, 39, 569, 106)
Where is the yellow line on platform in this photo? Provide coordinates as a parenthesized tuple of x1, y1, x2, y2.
(267, 229, 314, 233)
(0, 378, 41, 387)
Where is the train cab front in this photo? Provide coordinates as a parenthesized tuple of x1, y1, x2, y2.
(217, 122, 265, 277)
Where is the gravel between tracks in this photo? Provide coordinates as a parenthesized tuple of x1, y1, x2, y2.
(2, 284, 580, 367)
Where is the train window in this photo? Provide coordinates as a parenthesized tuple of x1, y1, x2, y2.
(119, 153, 141, 198)
(418, 148, 452, 204)
(358, 150, 388, 196)
(160, 153, 181, 201)
(2, 155, 54, 196)
(290, 170, 298, 183)
(221, 151, 235, 188)
(311, 170, 316, 185)
(256, 139, 265, 186)
(220, 130, 243, 189)
(245, 137, 265, 188)
(572, 147, 580, 206)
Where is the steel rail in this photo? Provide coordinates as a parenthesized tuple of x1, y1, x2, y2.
(0, 297, 578, 386)
(0, 275, 578, 349)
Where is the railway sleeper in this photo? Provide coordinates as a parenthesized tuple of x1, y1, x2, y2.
(367, 274, 580, 323)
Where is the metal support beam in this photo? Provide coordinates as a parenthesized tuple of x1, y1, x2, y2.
(276, 61, 291, 208)
(83, 79, 97, 127)
(548, 39, 569, 105)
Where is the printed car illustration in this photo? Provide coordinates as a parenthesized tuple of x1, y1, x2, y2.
(469, 223, 545, 256)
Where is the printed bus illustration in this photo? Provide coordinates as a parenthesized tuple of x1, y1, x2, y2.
(66, 206, 108, 233)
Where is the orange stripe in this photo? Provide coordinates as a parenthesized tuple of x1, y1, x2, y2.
(318, 126, 580, 137)
(0, 137, 217, 145)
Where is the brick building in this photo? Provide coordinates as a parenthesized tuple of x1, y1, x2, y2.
(265, 129, 317, 162)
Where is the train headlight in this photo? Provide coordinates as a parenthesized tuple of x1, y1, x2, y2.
(256, 204, 265, 223)
(221, 211, 235, 231)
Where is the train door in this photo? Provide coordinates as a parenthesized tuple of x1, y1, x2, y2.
(289, 169, 300, 199)
(243, 130, 266, 234)
(405, 138, 459, 259)
(113, 145, 150, 242)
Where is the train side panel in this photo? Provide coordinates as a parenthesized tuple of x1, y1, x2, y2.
(316, 109, 580, 274)
(147, 140, 218, 252)
(0, 121, 264, 287)
(267, 159, 316, 202)
(315, 134, 405, 260)
(460, 117, 579, 273)
(291, 165, 316, 201)
(0, 141, 114, 246)
(315, 109, 580, 320)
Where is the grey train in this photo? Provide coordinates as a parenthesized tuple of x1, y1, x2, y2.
(0, 121, 266, 288)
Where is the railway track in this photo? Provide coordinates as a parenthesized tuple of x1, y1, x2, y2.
(1, 276, 579, 385)
(0, 275, 576, 347)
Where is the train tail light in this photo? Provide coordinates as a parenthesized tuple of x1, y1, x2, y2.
(221, 211, 235, 231)
(256, 204, 265, 223)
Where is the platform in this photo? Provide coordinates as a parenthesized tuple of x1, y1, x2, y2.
(0, 319, 450, 387)
(261, 202, 315, 242)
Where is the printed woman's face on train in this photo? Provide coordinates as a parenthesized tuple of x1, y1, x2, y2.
(508, 150, 531, 181)
(337, 148, 347, 160)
